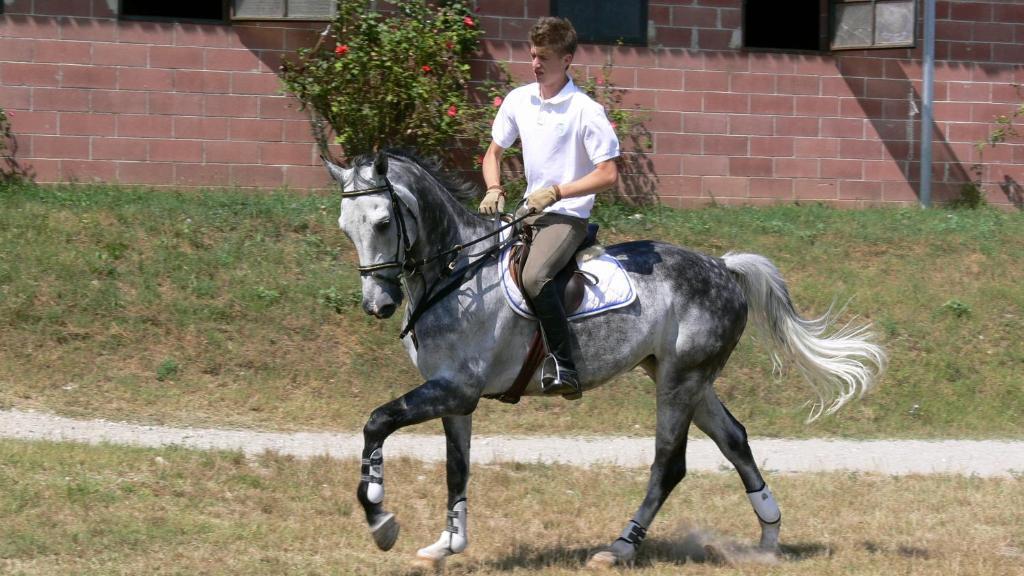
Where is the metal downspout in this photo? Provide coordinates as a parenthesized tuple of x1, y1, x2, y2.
(920, 0, 936, 208)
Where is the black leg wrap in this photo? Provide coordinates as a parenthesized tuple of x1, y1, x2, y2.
(615, 520, 647, 547)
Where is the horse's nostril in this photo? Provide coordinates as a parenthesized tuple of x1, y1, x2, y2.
(378, 304, 397, 318)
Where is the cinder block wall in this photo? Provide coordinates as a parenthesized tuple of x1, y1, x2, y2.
(1, 0, 1022, 207)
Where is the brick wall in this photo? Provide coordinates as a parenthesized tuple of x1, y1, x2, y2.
(1, 0, 1022, 207)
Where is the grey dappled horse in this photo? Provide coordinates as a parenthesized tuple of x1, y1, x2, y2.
(327, 151, 885, 570)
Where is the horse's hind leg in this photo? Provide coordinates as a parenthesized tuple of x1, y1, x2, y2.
(587, 365, 704, 569)
(693, 390, 781, 551)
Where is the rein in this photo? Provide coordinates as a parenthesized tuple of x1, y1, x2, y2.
(342, 176, 533, 343)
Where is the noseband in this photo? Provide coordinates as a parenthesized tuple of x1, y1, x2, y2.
(341, 178, 415, 284)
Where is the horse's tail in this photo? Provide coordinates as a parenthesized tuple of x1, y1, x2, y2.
(722, 252, 887, 421)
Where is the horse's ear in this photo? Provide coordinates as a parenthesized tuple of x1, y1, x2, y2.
(373, 151, 388, 178)
(322, 155, 349, 185)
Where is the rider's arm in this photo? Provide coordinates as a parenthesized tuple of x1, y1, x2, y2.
(482, 141, 505, 191)
(553, 159, 618, 200)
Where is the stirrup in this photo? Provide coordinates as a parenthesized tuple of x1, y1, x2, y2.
(540, 354, 581, 400)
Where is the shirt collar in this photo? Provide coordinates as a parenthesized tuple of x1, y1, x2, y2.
(532, 75, 577, 105)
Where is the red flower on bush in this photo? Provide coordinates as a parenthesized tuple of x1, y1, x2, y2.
(335, 44, 349, 55)
(492, 96, 503, 108)
(463, 16, 475, 27)
(445, 40, 454, 50)
(421, 65, 432, 73)
(447, 105, 458, 117)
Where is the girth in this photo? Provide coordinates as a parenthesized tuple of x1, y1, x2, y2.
(489, 223, 599, 404)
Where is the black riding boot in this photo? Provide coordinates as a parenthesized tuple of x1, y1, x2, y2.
(531, 281, 582, 400)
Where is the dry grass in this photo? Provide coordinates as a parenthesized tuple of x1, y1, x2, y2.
(2, 438, 1022, 575)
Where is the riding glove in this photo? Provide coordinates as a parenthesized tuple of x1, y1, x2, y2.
(526, 185, 560, 213)
(479, 187, 505, 214)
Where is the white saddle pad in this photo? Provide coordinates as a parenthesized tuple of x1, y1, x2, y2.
(499, 244, 637, 321)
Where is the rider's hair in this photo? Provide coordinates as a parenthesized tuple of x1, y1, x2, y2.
(529, 16, 577, 57)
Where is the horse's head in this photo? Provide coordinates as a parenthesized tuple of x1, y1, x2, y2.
(326, 152, 418, 319)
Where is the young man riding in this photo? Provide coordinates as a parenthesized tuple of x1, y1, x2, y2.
(479, 16, 620, 400)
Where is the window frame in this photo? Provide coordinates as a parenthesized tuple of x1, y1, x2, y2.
(118, 0, 230, 24)
(741, 0, 917, 53)
(231, 0, 336, 22)
(550, 0, 649, 47)
(829, 0, 918, 51)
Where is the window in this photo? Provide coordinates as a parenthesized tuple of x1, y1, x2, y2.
(119, 0, 228, 22)
(232, 0, 336, 20)
(831, 0, 916, 50)
(551, 0, 647, 46)
(743, 0, 915, 52)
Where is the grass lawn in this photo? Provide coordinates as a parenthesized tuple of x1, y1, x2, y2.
(0, 182, 1021, 438)
(1, 438, 1022, 575)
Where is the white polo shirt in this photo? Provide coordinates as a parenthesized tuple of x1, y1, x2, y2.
(491, 76, 619, 219)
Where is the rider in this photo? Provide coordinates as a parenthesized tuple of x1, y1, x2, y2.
(479, 16, 620, 400)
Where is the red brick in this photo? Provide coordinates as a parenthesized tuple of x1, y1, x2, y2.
(701, 176, 749, 199)
(647, 154, 682, 176)
(972, 22, 1015, 43)
(657, 91, 703, 112)
(1, 63, 60, 87)
(730, 73, 774, 94)
(206, 48, 261, 72)
(149, 93, 204, 116)
(795, 137, 838, 159)
(230, 164, 285, 188)
(729, 156, 773, 177)
(61, 65, 117, 89)
(259, 142, 314, 165)
(149, 45, 204, 69)
(840, 138, 884, 159)
(173, 23, 231, 48)
(749, 178, 794, 199)
(656, 133, 701, 155)
(500, 17, 532, 42)
(672, 6, 718, 28)
(821, 159, 864, 179)
(697, 29, 734, 51)
(775, 116, 819, 137)
(32, 135, 89, 159)
(0, 15, 60, 39)
(682, 154, 728, 176)
(118, 161, 174, 185)
(25, 158, 62, 183)
(92, 138, 149, 161)
(936, 20, 974, 42)
(33, 88, 90, 112)
(685, 70, 729, 92)
(10, 111, 58, 135)
(865, 78, 907, 100)
(231, 72, 283, 95)
(655, 26, 694, 49)
(822, 76, 858, 97)
(776, 75, 819, 96)
(60, 18, 117, 42)
(118, 22, 174, 45)
(0, 37, 34, 61)
(864, 160, 911, 182)
(750, 136, 794, 157)
(836, 56, 885, 79)
(0, 86, 32, 110)
(992, 83, 1024, 104)
(229, 118, 283, 141)
(92, 42, 148, 66)
(35, 0, 89, 16)
(882, 180, 918, 203)
(90, 90, 148, 114)
(748, 53, 796, 75)
(821, 117, 864, 138)
(703, 92, 749, 113)
(704, 135, 748, 155)
(636, 68, 683, 91)
(205, 94, 259, 118)
(284, 120, 318, 143)
(174, 70, 232, 93)
(950, 2, 992, 22)
(793, 57, 838, 77)
(683, 113, 728, 134)
(174, 163, 231, 187)
(619, 90, 657, 109)
(933, 102, 973, 122)
(116, 115, 173, 138)
(60, 112, 115, 136)
(794, 178, 838, 200)
(118, 68, 174, 91)
(149, 140, 203, 162)
(284, 28, 321, 52)
(795, 95, 840, 117)
(659, 49, 705, 71)
(173, 117, 229, 140)
(258, 96, 305, 120)
(839, 180, 882, 201)
(33, 41, 91, 64)
(232, 26, 286, 51)
(60, 159, 116, 183)
(950, 42, 992, 62)
(751, 94, 794, 115)
(205, 140, 261, 164)
(865, 119, 910, 142)
(992, 44, 1024, 65)
(728, 114, 774, 136)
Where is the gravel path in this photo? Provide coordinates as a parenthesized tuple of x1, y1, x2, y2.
(2, 409, 1022, 477)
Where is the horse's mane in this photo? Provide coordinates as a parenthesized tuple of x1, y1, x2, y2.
(354, 149, 481, 204)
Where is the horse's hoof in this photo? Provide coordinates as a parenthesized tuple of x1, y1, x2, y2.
(371, 513, 400, 551)
(410, 554, 446, 575)
(704, 544, 735, 567)
(585, 550, 617, 570)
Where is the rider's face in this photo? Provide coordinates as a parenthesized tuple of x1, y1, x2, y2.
(530, 45, 571, 89)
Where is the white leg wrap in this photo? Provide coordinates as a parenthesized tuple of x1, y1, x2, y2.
(747, 484, 781, 524)
(416, 500, 468, 560)
(363, 448, 384, 504)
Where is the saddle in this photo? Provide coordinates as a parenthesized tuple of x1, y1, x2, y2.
(490, 223, 599, 404)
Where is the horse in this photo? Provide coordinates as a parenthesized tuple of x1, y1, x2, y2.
(325, 150, 886, 570)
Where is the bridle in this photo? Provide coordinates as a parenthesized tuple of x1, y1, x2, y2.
(340, 178, 414, 285)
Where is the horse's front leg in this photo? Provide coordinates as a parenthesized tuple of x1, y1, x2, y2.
(412, 414, 472, 572)
(358, 378, 479, 552)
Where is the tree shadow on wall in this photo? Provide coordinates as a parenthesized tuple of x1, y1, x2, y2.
(2, 132, 36, 184)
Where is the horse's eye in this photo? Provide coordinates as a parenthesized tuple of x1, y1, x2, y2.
(373, 219, 391, 232)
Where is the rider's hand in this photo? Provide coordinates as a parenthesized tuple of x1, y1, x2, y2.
(526, 185, 560, 213)
(479, 186, 505, 215)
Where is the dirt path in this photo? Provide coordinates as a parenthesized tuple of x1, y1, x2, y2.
(2, 408, 1021, 477)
